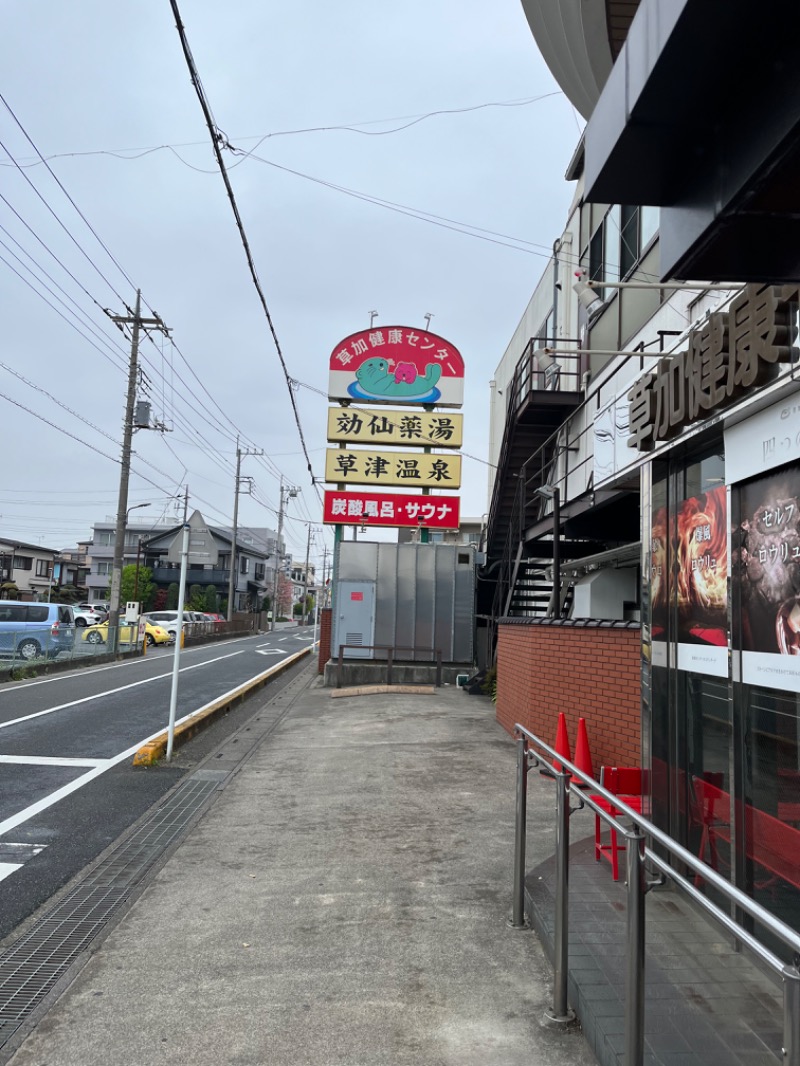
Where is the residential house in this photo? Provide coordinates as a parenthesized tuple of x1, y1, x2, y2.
(0, 538, 60, 599)
(85, 517, 174, 603)
(142, 510, 280, 613)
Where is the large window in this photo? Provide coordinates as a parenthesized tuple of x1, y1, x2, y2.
(584, 204, 660, 293)
(35, 559, 51, 577)
(13, 555, 32, 570)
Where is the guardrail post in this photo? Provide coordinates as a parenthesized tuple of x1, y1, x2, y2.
(783, 964, 800, 1065)
(337, 646, 343, 689)
(545, 769, 575, 1026)
(510, 736, 529, 928)
(625, 829, 646, 1066)
(435, 650, 442, 687)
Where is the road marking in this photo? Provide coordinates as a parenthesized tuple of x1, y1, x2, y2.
(0, 755, 109, 767)
(0, 842, 48, 883)
(255, 650, 284, 656)
(0, 653, 304, 838)
(0, 634, 264, 694)
(0, 650, 244, 732)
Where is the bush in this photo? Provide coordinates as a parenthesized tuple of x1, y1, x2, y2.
(204, 585, 218, 613)
(166, 583, 179, 609)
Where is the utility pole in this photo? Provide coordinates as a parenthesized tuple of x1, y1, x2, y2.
(227, 440, 263, 621)
(107, 291, 169, 650)
(271, 479, 298, 631)
(301, 524, 314, 626)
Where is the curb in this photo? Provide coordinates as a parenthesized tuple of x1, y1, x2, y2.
(132, 646, 312, 765)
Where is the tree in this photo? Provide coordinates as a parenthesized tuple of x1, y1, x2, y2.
(118, 564, 155, 610)
(204, 585, 219, 613)
(188, 584, 205, 610)
(153, 587, 167, 611)
(166, 582, 179, 609)
(276, 573, 293, 620)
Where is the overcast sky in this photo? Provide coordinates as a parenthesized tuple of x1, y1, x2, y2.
(0, 1, 580, 570)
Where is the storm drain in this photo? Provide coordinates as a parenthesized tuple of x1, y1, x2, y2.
(0, 777, 219, 1048)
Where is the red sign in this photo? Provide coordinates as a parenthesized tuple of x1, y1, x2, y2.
(328, 326, 464, 408)
(323, 490, 460, 529)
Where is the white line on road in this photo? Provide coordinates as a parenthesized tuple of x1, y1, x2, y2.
(0, 863, 22, 883)
(255, 650, 284, 656)
(0, 634, 264, 694)
(0, 755, 109, 767)
(0, 650, 244, 732)
(0, 650, 307, 839)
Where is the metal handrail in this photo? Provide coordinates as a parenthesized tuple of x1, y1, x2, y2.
(512, 722, 800, 1066)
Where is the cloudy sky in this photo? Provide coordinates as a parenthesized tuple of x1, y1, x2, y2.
(0, 1, 580, 571)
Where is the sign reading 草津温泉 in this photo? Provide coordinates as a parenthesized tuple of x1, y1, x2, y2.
(326, 407, 462, 448)
(328, 326, 464, 408)
(325, 449, 461, 489)
(627, 283, 800, 452)
(323, 490, 460, 529)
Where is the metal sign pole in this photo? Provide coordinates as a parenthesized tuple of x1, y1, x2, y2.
(166, 523, 190, 761)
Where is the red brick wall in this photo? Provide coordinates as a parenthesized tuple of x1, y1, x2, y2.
(496, 620, 641, 772)
(318, 608, 332, 674)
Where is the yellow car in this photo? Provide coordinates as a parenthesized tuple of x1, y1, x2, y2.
(82, 619, 171, 647)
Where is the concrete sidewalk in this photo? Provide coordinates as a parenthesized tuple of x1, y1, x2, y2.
(7, 668, 595, 1066)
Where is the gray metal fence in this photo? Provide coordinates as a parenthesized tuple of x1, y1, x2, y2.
(511, 723, 800, 1066)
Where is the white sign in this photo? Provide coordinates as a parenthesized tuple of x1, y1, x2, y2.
(725, 394, 800, 484)
(742, 650, 800, 694)
(677, 643, 728, 679)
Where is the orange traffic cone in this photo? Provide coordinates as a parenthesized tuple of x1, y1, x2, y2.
(573, 717, 594, 786)
(553, 712, 572, 774)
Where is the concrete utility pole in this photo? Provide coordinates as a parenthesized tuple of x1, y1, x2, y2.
(226, 441, 263, 621)
(301, 524, 314, 625)
(271, 479, 298, 631)
(107, 291, 169, 650)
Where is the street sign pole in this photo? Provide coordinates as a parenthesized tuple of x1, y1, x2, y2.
(166, 522, 190, 761)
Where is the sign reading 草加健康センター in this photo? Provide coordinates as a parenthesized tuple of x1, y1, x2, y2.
(326, 407, 462, 448)
(325, 449, 461, 489)
(328, 327, 464, 408)
(627, 283, 800, 452)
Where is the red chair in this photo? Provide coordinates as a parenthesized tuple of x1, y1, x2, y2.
(592, 767, 643, 881)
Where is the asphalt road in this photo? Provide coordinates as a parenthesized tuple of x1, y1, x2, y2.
(0, 626, 315, 942)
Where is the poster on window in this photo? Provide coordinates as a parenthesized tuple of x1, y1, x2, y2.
(650, 504, 669, 668)
(676, 485, 728, 677)
(734, 467, 800, 692)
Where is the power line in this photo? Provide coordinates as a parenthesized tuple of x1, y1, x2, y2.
(168, 0, 316, 490)
(0, 92, 139, 295)
(0, 93, 565, 167)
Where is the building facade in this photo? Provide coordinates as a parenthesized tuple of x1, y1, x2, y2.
(485, 0, 800, 982)
(0, 538, 60, 599)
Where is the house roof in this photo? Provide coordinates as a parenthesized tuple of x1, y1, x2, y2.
(142, 523, 271, 559)
(0, 537, 60, 555)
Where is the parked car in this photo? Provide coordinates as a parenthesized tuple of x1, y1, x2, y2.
(143, 610, 209, 641)
(82, 618, 171, 647)
(0, 601, 75, 661)
(203, 612, 225, 626)
(78, 602, 109, 621)
(73, 606, 107, 628)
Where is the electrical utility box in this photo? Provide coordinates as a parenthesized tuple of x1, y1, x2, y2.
(336, 581, 376, 659)
(332, 542, 475, 663)
(134, 401, 151, 429)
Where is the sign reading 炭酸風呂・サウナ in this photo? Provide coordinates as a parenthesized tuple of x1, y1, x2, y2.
(326, 407, 462, 448)
(323, 491, 460, 529)
(328, 327, 464, 408)
(325, 449, 461, 489)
